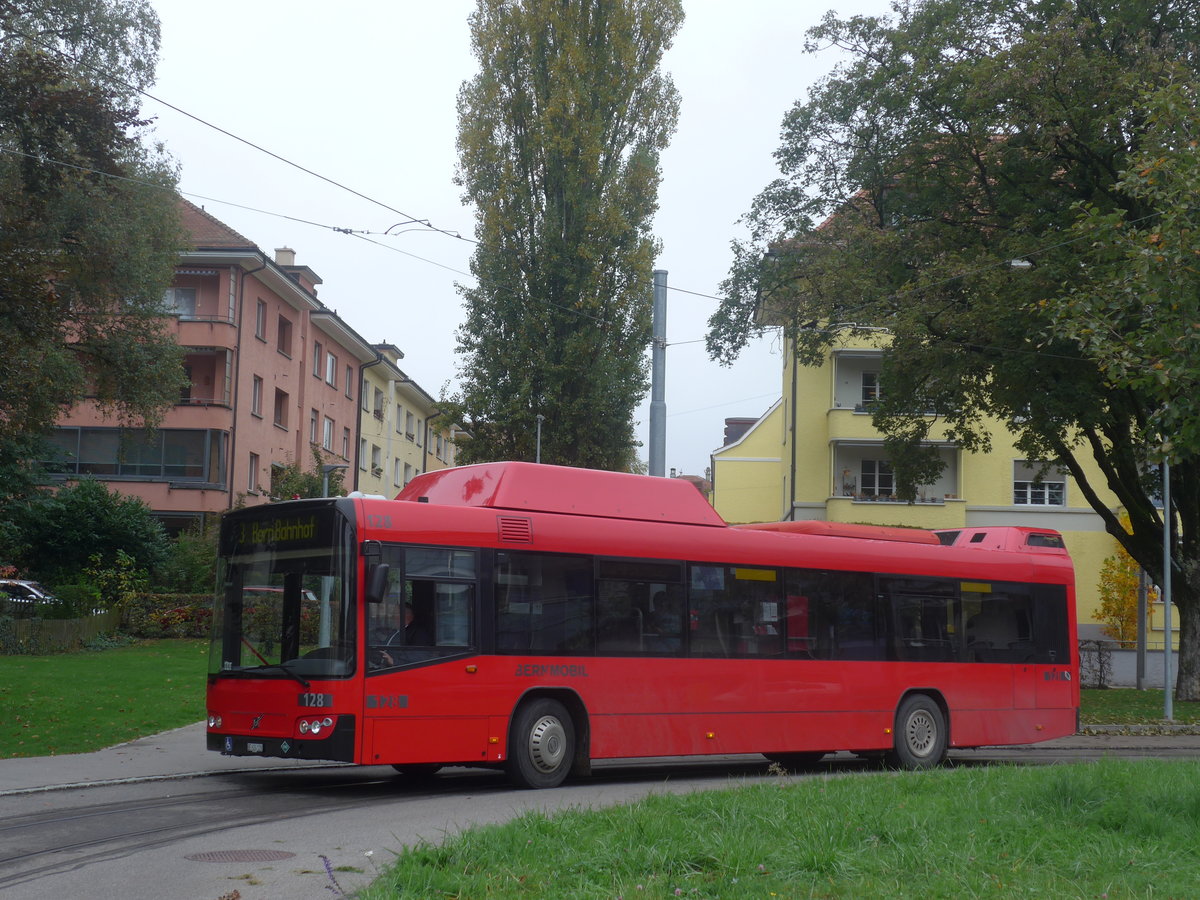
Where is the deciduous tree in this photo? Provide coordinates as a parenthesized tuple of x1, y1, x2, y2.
(0, 0, 185, 499)
(708, 0, 1200, 698)
(450, 0, 682, 469)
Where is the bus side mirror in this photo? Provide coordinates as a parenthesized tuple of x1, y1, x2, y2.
(365, 564, 390, 604)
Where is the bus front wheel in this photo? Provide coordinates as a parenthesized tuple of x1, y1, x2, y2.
(887, 694, 947, 770)
(507, 698, 575, 789)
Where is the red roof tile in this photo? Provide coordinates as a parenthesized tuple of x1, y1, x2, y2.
(178, 198, 257, 251)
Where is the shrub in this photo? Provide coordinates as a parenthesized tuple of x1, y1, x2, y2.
(123, 593, 213, 639)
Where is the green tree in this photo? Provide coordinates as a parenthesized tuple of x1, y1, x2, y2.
(450, 0, 682, 469)
(268, 446, 346, 500)
(10, 478, 168, 586)
(155, 516, 220, 593)
(0, 0, 186, 499)
(708, 1, 1200, 698)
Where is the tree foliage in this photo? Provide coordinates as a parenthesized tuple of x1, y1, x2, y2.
(268, 445, 347, 500)
(1096, 515, 1146, 645)
(7, 478, 168, 586)
(450, 0, 682, 469)
(709, 0, 1200, 698)
(0, 0, 185, 499)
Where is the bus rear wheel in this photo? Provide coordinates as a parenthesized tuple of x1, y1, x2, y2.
(887, 694, 947, 770)
(507, 698, 575, 789)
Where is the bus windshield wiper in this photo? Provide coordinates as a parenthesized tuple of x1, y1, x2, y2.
(253, 662, 310, 688)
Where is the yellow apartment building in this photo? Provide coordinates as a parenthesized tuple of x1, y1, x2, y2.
(357, 344, 460, 498)
(712, 332, 1125, 636)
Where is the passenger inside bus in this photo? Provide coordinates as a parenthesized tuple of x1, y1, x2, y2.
(404, 602, 433, 645)
(370, 602, 434, 667)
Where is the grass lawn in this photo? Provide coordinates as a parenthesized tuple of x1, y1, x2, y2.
(1081, 687, 1200, 725)
(0, 639, 209, 758)
(359, 759, 1200, 899)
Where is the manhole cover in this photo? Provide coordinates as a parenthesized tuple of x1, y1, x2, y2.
(185, 849, 296, 863)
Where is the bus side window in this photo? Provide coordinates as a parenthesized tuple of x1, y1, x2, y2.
(880, 577, 958, 662)
(597, 581, 644, 653)
(495, 552, 592, 655)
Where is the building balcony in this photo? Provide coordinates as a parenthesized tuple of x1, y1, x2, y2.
(826, 407, 885, 441)
(825, 495, 966, 529)
(174, 316, 238, 350)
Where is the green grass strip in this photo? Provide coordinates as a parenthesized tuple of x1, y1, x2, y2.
(0, 639, 208, 757)
(362, 760, 1200, 899)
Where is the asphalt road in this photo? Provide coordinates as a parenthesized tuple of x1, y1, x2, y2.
(3, 734, 1199, 900)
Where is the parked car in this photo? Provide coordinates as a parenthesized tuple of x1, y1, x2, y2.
(0, 579, 60, 618)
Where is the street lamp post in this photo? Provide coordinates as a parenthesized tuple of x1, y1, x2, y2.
(321, 463, 349, 497)
(535, 414, 545, 464)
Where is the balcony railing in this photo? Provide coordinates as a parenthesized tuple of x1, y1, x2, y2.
(835, 491, 948, 504)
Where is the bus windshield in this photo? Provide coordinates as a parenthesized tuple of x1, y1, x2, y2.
(209, 504, 355, 680)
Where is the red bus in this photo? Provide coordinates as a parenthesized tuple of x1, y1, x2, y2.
(206, 462, 1078, 788)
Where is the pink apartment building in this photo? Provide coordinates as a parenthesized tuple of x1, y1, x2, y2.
(48, 201, 376, 531)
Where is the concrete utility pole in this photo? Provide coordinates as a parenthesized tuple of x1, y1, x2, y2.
(649, 269, 667, 477)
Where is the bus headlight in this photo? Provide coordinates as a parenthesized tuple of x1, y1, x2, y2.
(298, 716, 335, 737)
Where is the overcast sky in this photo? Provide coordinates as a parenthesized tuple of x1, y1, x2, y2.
(146, 0, 894, 478)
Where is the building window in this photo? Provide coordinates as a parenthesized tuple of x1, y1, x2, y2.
(371, 444, 382, 476)
(373, 387, 385, 421)
(345, 365, 354, 399)
(248, 452, 260, 491)
(404, 463, 415, 484)
(322, 417, 334, 451)
(273, 389, 289, 428)
(436, 435, 445, 461)
(255, 300, 267, 339)
(342, 427, 351, 460)
(309, 408, 319, 444)
(163, 287, 197, 317)
(326, 351, 338, 387)
(45, 427, 226, 483)
(359, 438, 368, 470)
(395, 403, 404, 434)
(1013, 461, 1066, 506)
(251, 376, 263, 417)
(405, 411, 415, 440)
(361, 378, 370, 411)
(861, 459, 894, 497)
(313, 341, 323, 377)
(277, 315, 293, 356)
(861, 372, 881, 405)
(394, 459, 403, 486)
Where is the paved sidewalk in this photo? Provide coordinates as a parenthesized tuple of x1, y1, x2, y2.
(0, 721, 335, 795)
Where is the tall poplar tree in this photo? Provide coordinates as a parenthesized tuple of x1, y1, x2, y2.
(451, 0, 682, 469)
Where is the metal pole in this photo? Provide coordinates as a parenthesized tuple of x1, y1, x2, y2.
(1163, 459, 1173, 719)
(649, 269, 667, 477)
(535, 414, 544, 464)
(1136, 569, 1147, 690)
(1161, 460, 1171, 724)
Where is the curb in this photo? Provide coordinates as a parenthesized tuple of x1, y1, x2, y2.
(1081, 724, 1200, 735)
(0, 762, 352, 797)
